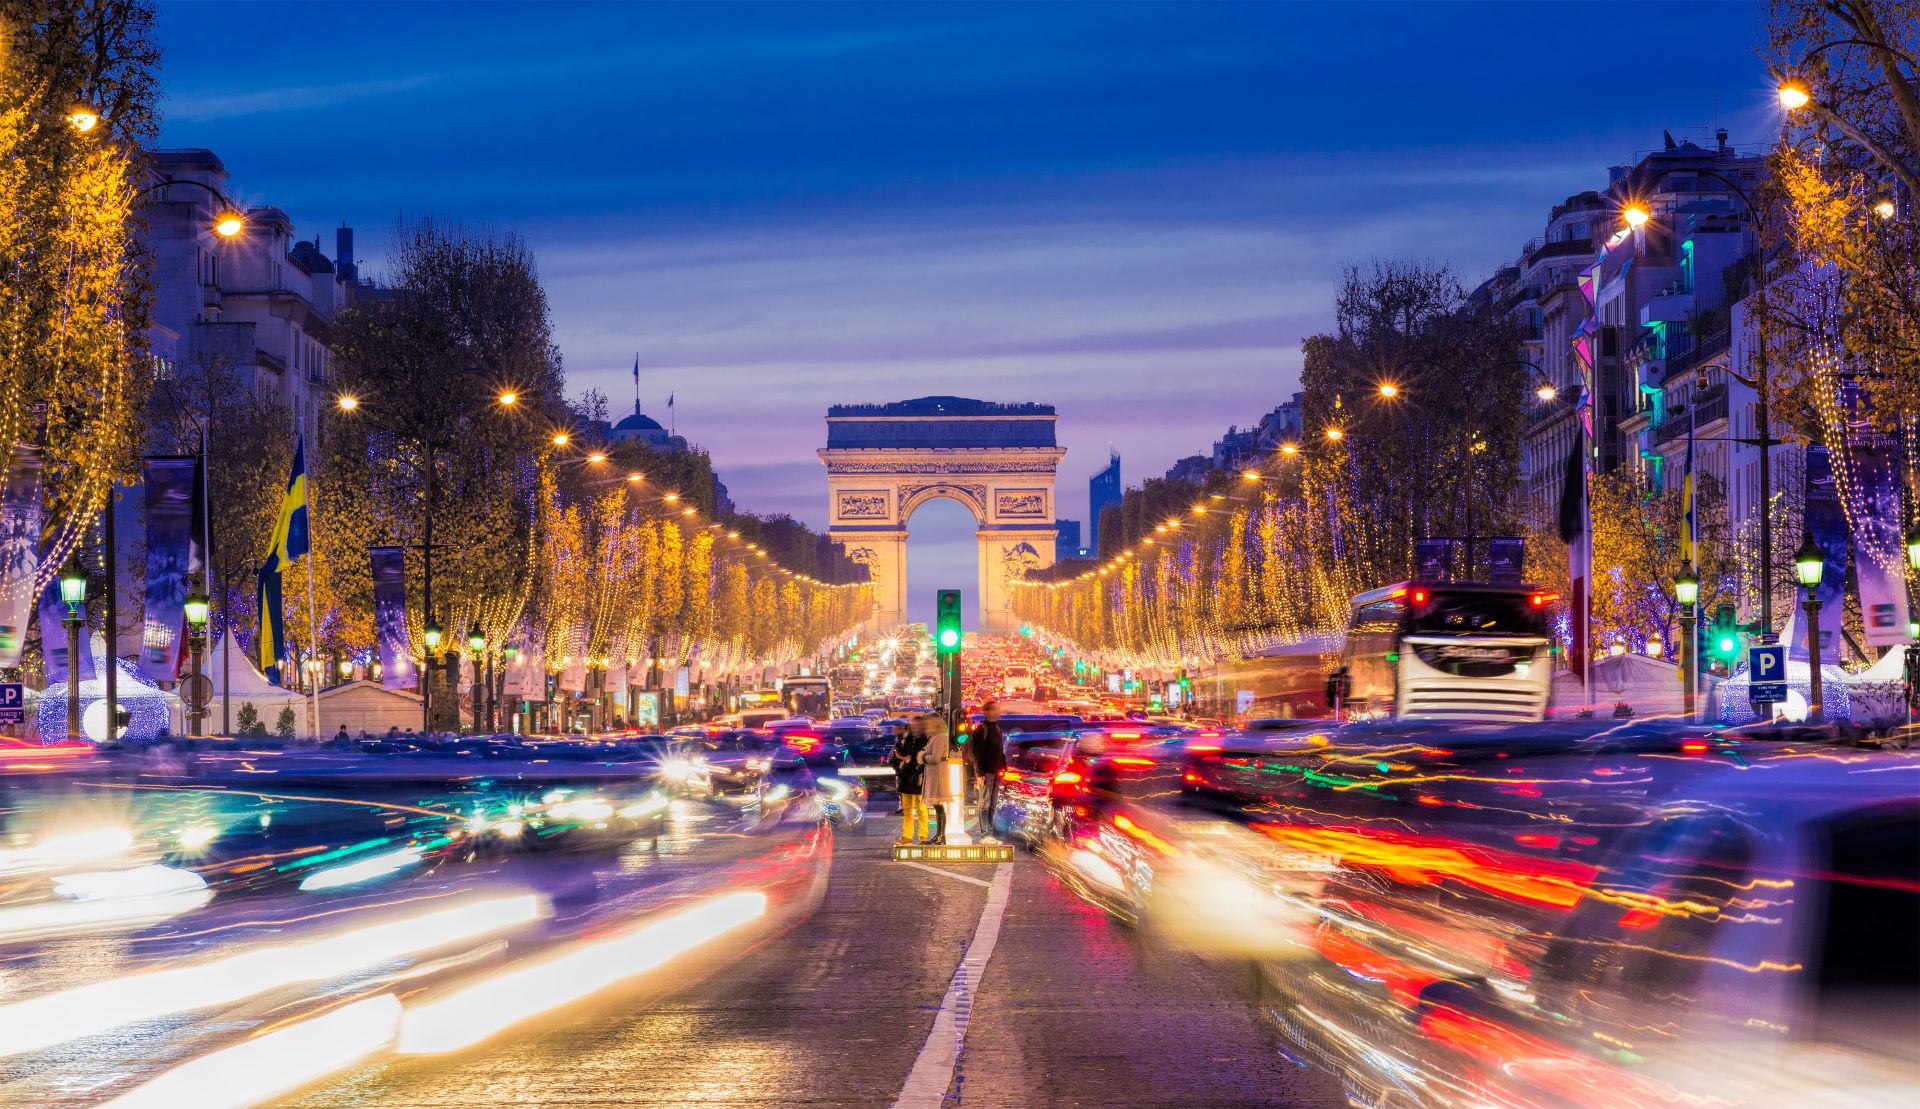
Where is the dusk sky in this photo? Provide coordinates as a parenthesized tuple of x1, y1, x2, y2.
(155, 1, 1775, 620)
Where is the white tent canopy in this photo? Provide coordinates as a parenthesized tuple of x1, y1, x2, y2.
(1550, 652, 1720, 719)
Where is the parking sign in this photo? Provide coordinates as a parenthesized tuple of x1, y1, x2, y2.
(1749, 644, 1786, 703)
(0, 682, 22, 725)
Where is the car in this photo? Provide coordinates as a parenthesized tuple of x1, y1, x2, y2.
(1248, 742, 1920, 1108)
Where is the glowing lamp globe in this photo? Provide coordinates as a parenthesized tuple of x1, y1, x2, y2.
(1672, 571, 1699, 607)
(183, 589, 211, 629)
(1794, 536, 1825, 589)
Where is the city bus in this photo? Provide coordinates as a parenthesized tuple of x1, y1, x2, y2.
(779, 675, 833, 719)
(1335, 580, 1555, 723)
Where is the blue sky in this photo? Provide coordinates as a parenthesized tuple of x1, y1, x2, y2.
(154, 1, 1774, 620)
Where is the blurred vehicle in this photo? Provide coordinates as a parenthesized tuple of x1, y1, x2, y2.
(990, 731, 1078, 844)
(823, 720, 894, 785)
(1003, 665, 1036, 697)
(1336, 580, 1556, 724)
(779, 675, 833, 719)
(1240, 737, 1920, 1108)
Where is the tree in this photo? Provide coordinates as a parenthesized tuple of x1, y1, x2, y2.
(273, 705, 295, 739)
(0, 0, 160, 581)
(234, 701, 264, 737)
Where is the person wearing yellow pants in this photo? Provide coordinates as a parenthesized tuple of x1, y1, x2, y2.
(891, 716, 930, 846)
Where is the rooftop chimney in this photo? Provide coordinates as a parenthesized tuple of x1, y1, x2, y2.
(1715, 128, 1729, 153)
(336, 223, 356, 281)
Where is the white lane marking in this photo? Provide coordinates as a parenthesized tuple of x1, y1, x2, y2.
(892, 861, 1013, 1109)
(899, 861, 992, 888)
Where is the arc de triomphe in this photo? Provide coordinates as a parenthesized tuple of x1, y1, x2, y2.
(821, 396, 1063, 633)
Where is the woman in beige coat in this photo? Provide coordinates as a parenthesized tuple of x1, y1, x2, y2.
(918, 716, 957, 843)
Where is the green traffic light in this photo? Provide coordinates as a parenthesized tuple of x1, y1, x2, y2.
(938, 627, 960, 649)
(1717, 636, 1736, 655)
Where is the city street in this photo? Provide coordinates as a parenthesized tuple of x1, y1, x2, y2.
(5, 2, 1920, 1105)
(300, 814, 1338, 1108)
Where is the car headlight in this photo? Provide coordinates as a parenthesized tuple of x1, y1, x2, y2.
(660, 758, 693, 781)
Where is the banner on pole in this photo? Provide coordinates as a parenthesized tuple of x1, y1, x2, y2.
(370, 546, 414, 689)
(1790, 446, 1849, 661)
(139, 457, 199, 682)
(1484, 537, 1525, 584)
(558, 622, 587, 693)
(1413, 538, 1455, 581)
(0, 445, 44, 668)
(503, 627, 543, 698)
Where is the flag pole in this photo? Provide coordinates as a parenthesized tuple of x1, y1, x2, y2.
(299, 411, 320, 744)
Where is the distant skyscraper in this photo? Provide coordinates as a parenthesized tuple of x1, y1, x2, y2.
(1054, 518, 1082, 558)
(1088, 449, 1121, 556)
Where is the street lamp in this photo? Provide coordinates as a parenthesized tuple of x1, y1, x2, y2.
(1622, 204, 1650, 229)
(498, 391, 518, 406)
(1905, 524, 1920, 572)
(1324, 426, 1344, 441)
(212, 209, 245, 238)
(1535, 382, 1557, 402)
(336, 394, 359, 412)
(1795, 535, 1826, 723)
(422, 621, 442, 734)
(1872, 198, 1898, 221)
(1377, 383, 1398, 399)
(1674, 570, 1700, 721)
(185, 586, 210, 738)
(467, 627, 486, 733)
(65, 104, 100, 132)
(1777, 82, 1811, 110)
(58, 555, 87, 743)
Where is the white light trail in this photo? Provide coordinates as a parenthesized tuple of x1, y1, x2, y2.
(0, 893, 544, 1059)
(397, 890, 767, 1054)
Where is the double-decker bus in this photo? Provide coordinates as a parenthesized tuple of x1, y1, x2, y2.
(1336, 580, 1555, 723)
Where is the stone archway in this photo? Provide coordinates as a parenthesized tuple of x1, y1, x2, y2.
(820, 396, 1063, 633)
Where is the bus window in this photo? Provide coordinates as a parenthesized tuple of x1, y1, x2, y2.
(1410, 590, 1547, 637)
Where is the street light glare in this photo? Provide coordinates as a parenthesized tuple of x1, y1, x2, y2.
(1536, 383, 1557, 402)
(1279, 443, 1299, 455)
(552, 432, 570, 446)
(1325, 426, 1345, 441)
(1241, 469, 1259, 481)
(1377, 383, 1398, 398)
(65, 105, 99, 132)
(213, 210, 246, 238)
(625, 472, 643, 482)
(336, 395, 359, 412)
(1871, 198, 1896, 220)
(1622, 205, 1650, 229)
(586, 452, 607, 464)
(498, 391, 518, 406)
(1777, 83, 1811, 111)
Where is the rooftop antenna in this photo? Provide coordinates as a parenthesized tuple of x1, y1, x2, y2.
(631, 353, 641, 418)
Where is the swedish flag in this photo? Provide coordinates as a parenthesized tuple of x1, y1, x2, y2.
(255, 437, 310, 683)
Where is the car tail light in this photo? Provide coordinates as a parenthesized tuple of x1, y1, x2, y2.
(1187, 744, 1220, 753)
(1182, 771, 1202, 783)
(1110, 756, 1155, 767)
(1111, 731, 1141, 740)
(997, 768, 1020, 783)
(1053, 770, 1083, 785)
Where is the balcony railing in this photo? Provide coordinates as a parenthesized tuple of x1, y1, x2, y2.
(1652, 389, 1730, 444)
(1666, 328, 1730, 379)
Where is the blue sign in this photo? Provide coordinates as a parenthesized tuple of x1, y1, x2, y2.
(0, 681, 21, 725)
(1749, 644, 1786, 703)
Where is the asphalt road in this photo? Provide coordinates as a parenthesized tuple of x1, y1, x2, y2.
(292, 807, 1343, 1108)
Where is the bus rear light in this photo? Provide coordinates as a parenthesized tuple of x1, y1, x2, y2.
(1411, 589, 1428, 604)
(1530, 592, 1559, 607)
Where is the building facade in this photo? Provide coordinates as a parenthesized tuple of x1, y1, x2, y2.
(1087, 449, 1121, 556)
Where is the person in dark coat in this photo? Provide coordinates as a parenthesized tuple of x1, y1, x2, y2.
(891, 716, 930, 846)
(968, 701, 1008, 843)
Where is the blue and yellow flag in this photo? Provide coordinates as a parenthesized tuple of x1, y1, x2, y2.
(255, 437, 310, 683)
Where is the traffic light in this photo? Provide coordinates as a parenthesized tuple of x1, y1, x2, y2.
(935, 590, 962, 653)
(1710, 604, 1740, 662)
(1019, 624, 1033, 638)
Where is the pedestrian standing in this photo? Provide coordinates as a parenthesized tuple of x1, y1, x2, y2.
(891, 716, 930, 846)
(919, 715, 955, 845)
(969, 701, 1007, 843)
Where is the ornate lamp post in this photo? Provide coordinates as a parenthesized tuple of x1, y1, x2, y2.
(467, 626, 486, 733)
(1673, 570, 1700, 722)
(184, 585, 210, 738)
(58, 556, 87, 743)
(1795, 536, 1826, 723)
(422, 621, 442, 734)
(501, 644, 519, 734)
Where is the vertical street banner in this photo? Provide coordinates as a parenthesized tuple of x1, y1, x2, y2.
(139, 457, 199, 682)
(1412, 538, 1454, 581)
(558, 622, 587, 693)
(1790, 446, 1849, 662)
(1837, 379, 1911, 645)
(502, 627, 543, 697)
(38, 570, 93, 685)
(1557, 424, 1590, 680)
(0, 445, 44, 668)
(1484, 537, 1525, 583)
(605, 640, 629, 702)
(370, 547, 414, 689)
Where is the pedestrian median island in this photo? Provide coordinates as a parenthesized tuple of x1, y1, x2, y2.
(893, 841, 1014, 862)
